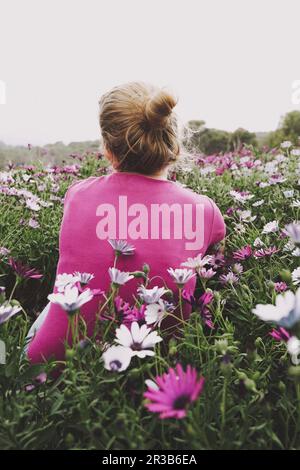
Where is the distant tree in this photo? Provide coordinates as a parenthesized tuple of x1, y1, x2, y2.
(183, 120, 231, 154)
(229, 128, 257, 151)
(265, 129, 285, 149)
(266, 110, 300, 148)
(198, 128, 231, 155)
(281, 110, 300, 143)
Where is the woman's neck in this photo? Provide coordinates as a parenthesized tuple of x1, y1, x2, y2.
(112, 168, 168, 181)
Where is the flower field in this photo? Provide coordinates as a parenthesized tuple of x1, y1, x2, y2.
(1, 144, 300, 450)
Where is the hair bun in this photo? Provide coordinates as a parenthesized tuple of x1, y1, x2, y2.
(144, 89, 177, 129)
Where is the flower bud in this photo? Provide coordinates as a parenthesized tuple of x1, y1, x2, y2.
(215, 339, 228, 355)
(131, 271, 147, 280)
(278, 381, 286, 393)
(279, 269, 292, 283)
(169, 346, 178, 357)
(142, 264, 150, 275)
(65, 433, 74, 447)
(220, 355, 232, 378)
(65, 348, 76, 360)
(244, 377, 257, 393)
(288, 365, 300, 378)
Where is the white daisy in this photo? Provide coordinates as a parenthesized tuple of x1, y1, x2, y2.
(181, 253, 213, 269)
(292, 267, 300, 285)
(115, 322, 162, 358)
(252, 288, 300, 328)
(262, 220, 279, 234)
(55, 273, 79, 292)
(283, 240, 296, 252)
(287, 336, 300, 365)
(283, 190, 294, 199)
(145, 379, 159, 391)
(145, 300, 167, 327)
(108, 239, 135, 256)
(73, 272, 95, 285)
(281, 141, 292, 149)
(234, 223, 246, 234)
(102, 345, 133, 372)
(238, 210, 256, 223)
(48, 284, 93, 313)
(252, 199, 265, 207)
(137, 286, 168, 304)
(229, 190, 254, 204)
(285, 223, 300, 244)
(0, 303, 22, 325)
(167, 268, 196, 287)
(25, 198, 41, 211)
(253, 237, 264, 248)
(108, 268, 134, 286)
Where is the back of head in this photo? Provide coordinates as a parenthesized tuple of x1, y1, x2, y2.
(99, 81, 180, 175)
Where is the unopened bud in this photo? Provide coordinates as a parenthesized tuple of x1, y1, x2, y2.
(279, 269, 292, 283)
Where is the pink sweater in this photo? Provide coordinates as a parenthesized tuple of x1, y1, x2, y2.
(28, 172, 226, 363)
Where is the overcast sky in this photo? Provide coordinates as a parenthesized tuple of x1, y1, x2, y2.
(0, 0, 300, 145)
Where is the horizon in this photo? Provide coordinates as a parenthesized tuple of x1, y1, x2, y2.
(1, 0, 300, 146)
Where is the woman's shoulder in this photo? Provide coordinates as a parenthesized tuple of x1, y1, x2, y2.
(68, 175, 101, 191)
(171, 181, 214, 206)
(64, 175, 104, 203)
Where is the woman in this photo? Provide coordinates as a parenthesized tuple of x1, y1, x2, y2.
(27, 81, 226, 363)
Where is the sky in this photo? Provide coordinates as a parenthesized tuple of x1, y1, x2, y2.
(0, 0, 300, 146)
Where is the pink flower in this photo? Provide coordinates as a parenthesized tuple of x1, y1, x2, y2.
(9, 258, 43, 279)
(254, 246, 279, 258)
(182, 289, 214, 328)
(25, 372, 47, 392)
(210, 252, 225, 268)
(0, 247, 10, 256)
(114, 296, 146, 326)
(269, 327, 290, 342)
(219, 272, 239, 284)
(274, 282, 288, 293)
(28, 218, 40, 229)
(226, 207, 235, 216)
(197, 267, 216, 279)
(115, 296, 130, 313)
(233, 245, 252, 261)
(122, 304, 146, 326)
(144, 364, 205, 419)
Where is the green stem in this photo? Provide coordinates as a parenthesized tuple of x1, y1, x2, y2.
(8, 278, 19, 302)
(178, 287, 183, 321)
(220, 376, 228, 442)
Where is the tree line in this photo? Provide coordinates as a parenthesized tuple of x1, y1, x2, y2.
(1, 110, 300, 168)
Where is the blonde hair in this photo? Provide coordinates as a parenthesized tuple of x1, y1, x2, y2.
(99, 81, 180, 175)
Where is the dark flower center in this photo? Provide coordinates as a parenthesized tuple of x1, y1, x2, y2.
(173, 394, 190, 410)
(110, 360, 122, 371)
(131, 342, 142, 351)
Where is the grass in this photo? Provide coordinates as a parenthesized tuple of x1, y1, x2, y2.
(0, 146, 300, 449)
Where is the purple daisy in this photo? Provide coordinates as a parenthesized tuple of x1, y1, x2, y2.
(9, 258, 43, 279)
(144, 364, 205, 419)
(269, 327, 290, 342)
(232, 245, 252, 261)
(182, 289, 214, 328)
(274, 282, 288, 293)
